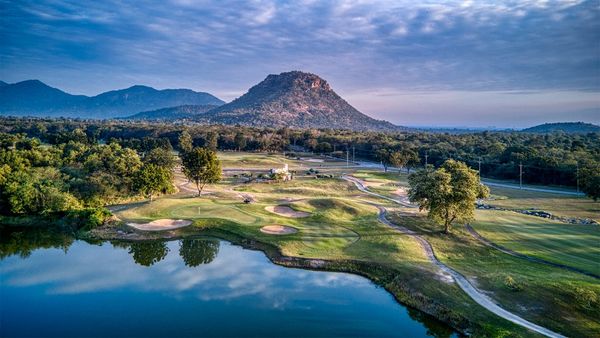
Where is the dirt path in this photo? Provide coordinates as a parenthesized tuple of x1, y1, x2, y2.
(341, 175, 566, 338)
(465, 224, 599, 279)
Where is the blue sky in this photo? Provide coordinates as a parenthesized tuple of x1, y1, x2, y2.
(1, 0, 599, 127)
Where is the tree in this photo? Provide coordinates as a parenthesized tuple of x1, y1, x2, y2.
(144, 147, 176, 169)
(134, 164, 174, 201)
(181, 147, 221, 196)
(408, 160, 489, 233)
(234, 132, 247, 151)
(178, 130, 193, 154)
(375, 149, 391, 172)
(205, 132, 218, 151)
(315, 142, 332, 153)
(580, 163, 600, 201)
(401, 149, 419, 173)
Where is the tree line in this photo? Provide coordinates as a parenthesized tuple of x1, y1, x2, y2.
(1, 117, 598, 199)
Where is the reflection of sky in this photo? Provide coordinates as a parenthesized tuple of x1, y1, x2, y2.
(0, 240, 453, 337)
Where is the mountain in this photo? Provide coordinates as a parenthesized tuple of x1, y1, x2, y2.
(0, 80, 225, 118)
(201, 71, 400, 131)
(0, 81, 8, 87)
(522, 122, 600, 133)
(124, 104, 219, 120)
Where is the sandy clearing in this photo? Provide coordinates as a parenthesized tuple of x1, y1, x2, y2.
(127, 219, 192, 231)
(260, 225, 298, 235)
(265, 205, 311, 218)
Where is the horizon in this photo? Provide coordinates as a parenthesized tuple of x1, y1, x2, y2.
(2, 1, 600, 127)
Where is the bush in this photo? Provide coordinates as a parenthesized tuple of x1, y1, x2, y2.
(574, 287, 598, 310)
(503, 275, 522, 291)
(64, 208, 111, 230)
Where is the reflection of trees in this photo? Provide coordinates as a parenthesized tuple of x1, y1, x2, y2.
(128, 241, 170, 267)
(0, 227, 74, 259)
(179, 239, 219, 267)
(406, 308, 456, 338)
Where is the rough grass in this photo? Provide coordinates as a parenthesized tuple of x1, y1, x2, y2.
(486, 186, 600, 221)
(471, 210, 600, 275)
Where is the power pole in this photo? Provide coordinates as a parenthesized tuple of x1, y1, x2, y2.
(346, 148, 349, 167)
(519, 162, 523, 189)
(478, 157, 482, 180)
(576, 162, 580, 193)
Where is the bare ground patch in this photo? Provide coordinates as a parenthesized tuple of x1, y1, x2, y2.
(127, 219, 192, 231)
(265, 205, 311, 218)
(260, 225, 299, 235)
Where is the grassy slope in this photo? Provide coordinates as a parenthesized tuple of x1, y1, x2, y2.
(388, 210, 600, 337)
(471, 210, 600, 275)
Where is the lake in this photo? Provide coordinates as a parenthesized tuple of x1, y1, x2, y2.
(0, 235, 456, 337)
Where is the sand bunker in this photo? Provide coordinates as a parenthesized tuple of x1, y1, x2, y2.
(260, 225, 298, 235)
(265, 205, 311, 218)
(127, 219, 192, 231)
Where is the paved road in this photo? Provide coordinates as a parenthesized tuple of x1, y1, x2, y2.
(341, 175, 566, 338)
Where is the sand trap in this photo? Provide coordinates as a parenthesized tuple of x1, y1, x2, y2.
(260, 225, 298, 235)
(265, 205, 311, 218)
(127, 219, 192, 231)
(300, 157, 325, 163)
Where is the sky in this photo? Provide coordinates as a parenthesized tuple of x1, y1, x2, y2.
(1, 0, 599, 128)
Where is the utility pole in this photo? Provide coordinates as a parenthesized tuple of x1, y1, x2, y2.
(424, 153, 428, 167)
(478, 157, 482, 180)
(346, 148, 349, 167)
(519, 162, 523, 189)
(576, 162, 580, 193)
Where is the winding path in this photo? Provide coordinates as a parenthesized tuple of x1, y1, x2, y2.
(341, 174, 566, 338)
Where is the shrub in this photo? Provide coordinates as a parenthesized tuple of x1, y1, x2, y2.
(503, 275, 522, 291)
(64, 207, 111, 230)
(574, 287, 598, 310)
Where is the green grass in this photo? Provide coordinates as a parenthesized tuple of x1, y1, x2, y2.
(471, 210, 600, 275)
(487, 186, 600, 221)
(388, 209, 600, 337)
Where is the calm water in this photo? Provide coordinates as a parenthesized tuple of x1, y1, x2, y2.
(0, 234, 456, 338)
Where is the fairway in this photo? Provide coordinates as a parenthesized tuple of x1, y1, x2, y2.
(471, 210, 600, 276)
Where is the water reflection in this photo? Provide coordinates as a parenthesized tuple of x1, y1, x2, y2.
(0, 230, 457, 338)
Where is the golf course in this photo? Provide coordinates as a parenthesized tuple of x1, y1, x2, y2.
(101, 151, 600, 338)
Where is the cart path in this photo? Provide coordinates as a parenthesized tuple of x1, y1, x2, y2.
(341, 175, 566, 338)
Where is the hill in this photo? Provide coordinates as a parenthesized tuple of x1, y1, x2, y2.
(124, 104, 220, 120)
(0, 80, 224, 118)
(201, 71, 400, 131)
(522, 122, 600, 133)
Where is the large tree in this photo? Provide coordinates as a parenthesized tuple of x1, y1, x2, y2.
(178, 130, 193, 154)
(408, 160, 489, 233)
(181, 147, 221, 196)
(133, 164, 174, 201)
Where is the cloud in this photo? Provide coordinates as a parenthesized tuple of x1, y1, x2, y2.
(1, 0, 598, 126)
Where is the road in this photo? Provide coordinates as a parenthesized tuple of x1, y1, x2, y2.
(341, 174, 566, 338)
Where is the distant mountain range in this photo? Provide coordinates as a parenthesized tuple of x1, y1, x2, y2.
(0, 80, 224, 118)
(198, 71, 399, 131)
(124, 104, 220, 120)
(522, 122, 600, 133)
